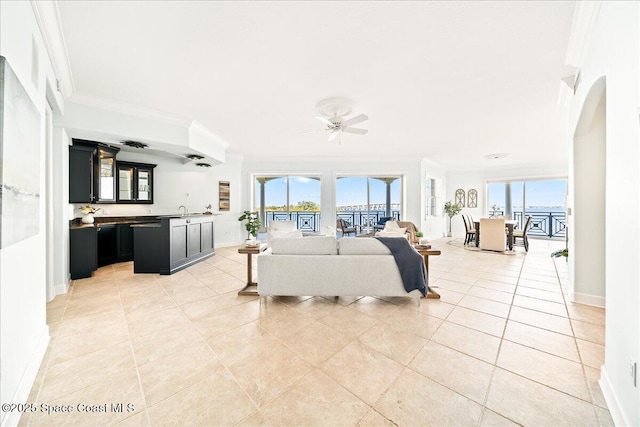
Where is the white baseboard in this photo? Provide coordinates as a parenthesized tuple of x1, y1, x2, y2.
(599, 366, 633, 427)
(571, 291, 605, 308)
(53, 278, 69, 296)
(1, 326, 50, 427)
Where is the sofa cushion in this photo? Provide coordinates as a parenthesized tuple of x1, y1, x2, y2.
(338, 237, 392, 255)
(270, 236, 338, 255)
(268, 230, 303, 242)
(268, 220, 297, 232)
(376, 229, 408, 238)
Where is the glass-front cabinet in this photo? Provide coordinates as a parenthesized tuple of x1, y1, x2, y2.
(96, 146, 118, 202)
(117, 161, 156, 204)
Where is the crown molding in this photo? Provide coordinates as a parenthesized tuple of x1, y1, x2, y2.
(30, 0, 74, 97)
(564, 1, 602, 68)
(67, 92, 190, 127)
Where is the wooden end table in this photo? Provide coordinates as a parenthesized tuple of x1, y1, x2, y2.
(414, 245, 442, 299)
(237, 243, 267, 296)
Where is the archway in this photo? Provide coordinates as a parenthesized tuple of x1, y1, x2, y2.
(569, 76, 606, 306)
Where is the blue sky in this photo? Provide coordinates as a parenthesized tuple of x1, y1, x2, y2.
(488, 180, 567, 208)
(255, 177, 567, 209)
(255, 176, 401, 207)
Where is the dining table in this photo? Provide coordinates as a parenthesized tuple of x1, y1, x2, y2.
(474, 219, 518, 250)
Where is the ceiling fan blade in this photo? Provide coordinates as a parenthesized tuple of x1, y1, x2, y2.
(315, 116, 334, 127)
(328, 129, 339, 141)
(341, 114, 368, 127)
(342, 127, 368, 135)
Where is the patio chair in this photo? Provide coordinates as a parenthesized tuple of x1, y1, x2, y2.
(512, 216, 532, 251)
(336, 218, 357, 236)
(373, 216, 393, 231)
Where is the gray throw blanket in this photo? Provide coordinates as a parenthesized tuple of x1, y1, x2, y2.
(374, 237, 427, 297)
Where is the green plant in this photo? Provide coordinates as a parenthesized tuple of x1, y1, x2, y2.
(443, 201, 462, 235)
(551, 248, 568, 258)
(238, 210, 261, 239)
(415, 231, 424, 238)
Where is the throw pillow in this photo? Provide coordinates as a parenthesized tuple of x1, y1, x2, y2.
(383, 221, 400, 229)
(376, 228, 407, 238)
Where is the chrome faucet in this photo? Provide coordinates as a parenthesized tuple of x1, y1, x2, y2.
(178, 205, 188, 216)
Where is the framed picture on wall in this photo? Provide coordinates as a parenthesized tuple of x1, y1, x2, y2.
(219, 181, 230, 211)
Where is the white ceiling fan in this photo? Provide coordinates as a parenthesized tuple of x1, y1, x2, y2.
(305, 97, 369, 143)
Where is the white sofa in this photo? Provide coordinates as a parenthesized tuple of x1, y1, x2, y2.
(257, 236, 422, 301)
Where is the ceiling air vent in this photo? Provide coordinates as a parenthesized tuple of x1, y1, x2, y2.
(122, 140, 148, 149)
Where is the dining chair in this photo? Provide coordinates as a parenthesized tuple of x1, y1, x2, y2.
(479, 217, 506, 252)
(462, 214, 476, 245)
(512, 216, 532, 251)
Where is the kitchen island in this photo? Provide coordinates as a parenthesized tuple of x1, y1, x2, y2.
(132, 214, 216, 274)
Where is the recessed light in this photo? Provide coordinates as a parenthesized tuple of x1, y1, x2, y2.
(122, 140, 148, 149)
(483, 153, 509, 160)
(186, 154, 204, 160)
(196, 162, 211, 168)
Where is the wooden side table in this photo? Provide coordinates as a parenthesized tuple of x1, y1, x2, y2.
(237, 243, 267, 296)
(414, 245, 442, 299)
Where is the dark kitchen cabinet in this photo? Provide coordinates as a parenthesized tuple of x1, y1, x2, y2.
(69, 144, 95, 204)
(69, 140, 119, 204)
(95, 146, 117, 203)
(117, 161, 156, 204)
(132, 215, 215, 275)
(70, 227, 97, 279)
(166, 216, 214, 273)
(97, 224, 116, 266)
(116, 223, 134, 261)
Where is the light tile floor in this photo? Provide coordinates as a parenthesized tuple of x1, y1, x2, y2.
(20, 237, 612, 426)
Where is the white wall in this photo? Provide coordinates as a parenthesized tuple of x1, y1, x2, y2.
(0, 2, 54, 425)
(571, 93, 606, 305)
(241, 158, 427, 237)
(567, 2, 640, 425)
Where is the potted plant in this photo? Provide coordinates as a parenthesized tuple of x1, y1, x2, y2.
(415, 230, 430, 246)
(238, 210, 261, 243)
(79, 205, 100, 224)
(443, 201, 462, 237)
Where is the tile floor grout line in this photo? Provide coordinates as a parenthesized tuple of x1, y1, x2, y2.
(116, 274, 153, 427)
(551, 255, 604, 426)
(476, 244, 529, 427)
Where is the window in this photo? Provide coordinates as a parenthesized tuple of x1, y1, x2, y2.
(487, 178, 567, 239)
(425, 178, 437, 217)
(335, 175, 402, 231)
(254, 175, 321, 232)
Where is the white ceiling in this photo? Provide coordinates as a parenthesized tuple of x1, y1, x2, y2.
(56, 1, 575, 169)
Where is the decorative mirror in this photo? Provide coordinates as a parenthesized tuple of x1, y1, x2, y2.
(455, 189, 465, 207)
(468, 189, 478, 208)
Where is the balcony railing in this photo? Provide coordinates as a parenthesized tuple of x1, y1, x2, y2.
(262, 210, 401, 233)
(263, 209, 566, 239)
(489, 210, 566, 239)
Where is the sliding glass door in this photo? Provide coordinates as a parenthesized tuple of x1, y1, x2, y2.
(335, 175, 402, 233)
(487, 178, 567, 239)
(254, 175, 321, 232)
